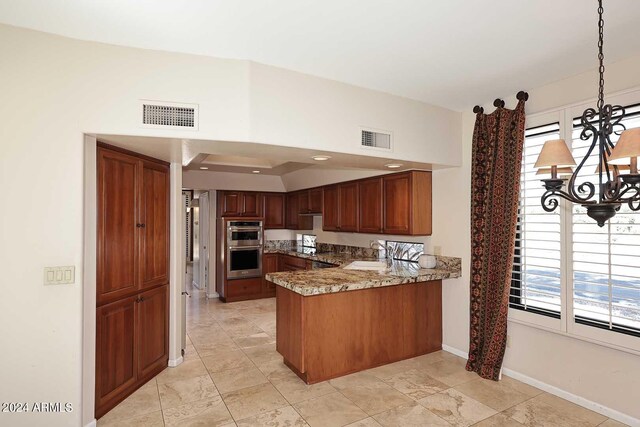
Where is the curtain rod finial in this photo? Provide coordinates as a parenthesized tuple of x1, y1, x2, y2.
(493, 98, 505, 108)
(516, 91, 529, 101)
(473, 105, 484, 114)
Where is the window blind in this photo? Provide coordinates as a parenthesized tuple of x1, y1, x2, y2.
(511, 123, 562, 317)
(571, 105, 640, 336)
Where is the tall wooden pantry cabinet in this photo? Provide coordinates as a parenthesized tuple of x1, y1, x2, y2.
(95, 143, 170, 419)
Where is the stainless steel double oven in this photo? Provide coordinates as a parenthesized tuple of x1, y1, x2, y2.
(226, 220, 263, 279)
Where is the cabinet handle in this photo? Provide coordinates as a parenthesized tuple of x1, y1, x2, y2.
(136, 223, 146, 228)
(136, 296, 145, 303)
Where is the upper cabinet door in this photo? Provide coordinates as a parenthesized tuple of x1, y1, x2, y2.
(339, 182, 359, 232)
(97, 148, 139, 304)
(308, 188, 323, 214)
(298, 190, 310, 214)
(358, 178, 383, 234)
(263, 193, 285, 229)
(137, 284, 169, 379)
(383, 173, 412, 235)
(322, 185, 340, 231)
(241, 192, 262, 217)
(220, 191, 241, 216)
(140, 161, 170, 289)
(285, 192, 299, 229)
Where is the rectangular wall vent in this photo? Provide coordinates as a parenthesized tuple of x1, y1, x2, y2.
(140, 100, 199, 130)
(360, 128, 392, 150)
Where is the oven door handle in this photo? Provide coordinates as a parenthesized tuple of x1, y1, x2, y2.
(228, 246, 261, 251)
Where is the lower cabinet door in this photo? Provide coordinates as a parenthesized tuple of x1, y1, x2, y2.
(95, 296, 138, 417)
(137, 285, 169, 379)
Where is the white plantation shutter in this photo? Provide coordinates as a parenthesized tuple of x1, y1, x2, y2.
(571, 104, 640, 336)
(511, 123, 563, 316)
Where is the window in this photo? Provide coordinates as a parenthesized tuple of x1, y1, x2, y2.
(510, 94, 640, 351)
(384, 241, 424, 262)
(301, 234, 316, 249)
(511, 123, 562, 318)
(571, 104, 640, 337)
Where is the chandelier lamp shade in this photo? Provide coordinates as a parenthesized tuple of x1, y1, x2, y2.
(534, 0, 640, 226)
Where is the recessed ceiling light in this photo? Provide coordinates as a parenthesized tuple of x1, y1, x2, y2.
(385, 163, 403, 169)
(199, 166, 209, 170)
(312, 155, 331, 161)
(252, 170, 261, 174)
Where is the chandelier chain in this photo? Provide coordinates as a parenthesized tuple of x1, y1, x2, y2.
(597, 0, 605, 111)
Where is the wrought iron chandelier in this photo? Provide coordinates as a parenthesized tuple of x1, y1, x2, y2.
(535, 0, 640, 227)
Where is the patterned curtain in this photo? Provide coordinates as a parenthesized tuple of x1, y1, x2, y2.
(466, 99, 527, 380)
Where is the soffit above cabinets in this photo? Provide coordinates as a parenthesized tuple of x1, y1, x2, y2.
(95, 134, 435, 176)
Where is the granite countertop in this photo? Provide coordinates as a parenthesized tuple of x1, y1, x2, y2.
(264, 249, 461, 296)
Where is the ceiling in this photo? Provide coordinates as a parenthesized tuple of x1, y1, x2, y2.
(3, 1, 640, 111)
(97, 134, 434, 175)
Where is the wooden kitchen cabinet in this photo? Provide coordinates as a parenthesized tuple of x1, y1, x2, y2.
(339, 182, 359, 232)
(96, 144, 169, 419)
(322, 183, 359, 232)
(308, 188, 323, 214)
(95, 295, 137, 417)
(140, 161, 170, 290)
(263, 193, 286, 229)
(322, 185, 340, 231)
(136, 285, 169, 379)
(218, 191, 263, 217)
(383, 171, 432, 235)
(358, 177, 383, 233)
(262, 253, 279, 296)
(286, 192, 313, 230)
(279, 254, 311, 271)
(298, 190, 310, 214)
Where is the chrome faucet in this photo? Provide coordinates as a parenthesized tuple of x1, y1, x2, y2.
(370, 241, 393, 265)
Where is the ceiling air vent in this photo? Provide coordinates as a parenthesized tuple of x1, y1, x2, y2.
(140, 100, 199, 130)
(360, 128, 392, 151)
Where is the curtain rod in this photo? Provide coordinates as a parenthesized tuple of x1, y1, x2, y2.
(473, 91, 529, 114)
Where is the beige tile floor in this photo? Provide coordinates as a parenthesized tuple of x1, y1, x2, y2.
(98, 286, 627, 427)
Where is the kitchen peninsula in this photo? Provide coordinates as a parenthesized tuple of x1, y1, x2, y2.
(265, 251, 461, 384)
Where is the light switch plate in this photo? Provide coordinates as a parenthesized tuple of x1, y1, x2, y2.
(44, 266, 75, 285)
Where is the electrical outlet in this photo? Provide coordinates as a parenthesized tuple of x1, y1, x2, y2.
(433, 246, 442, 256)
(506, 335, 511, 348)
(44, 266, 75, 285)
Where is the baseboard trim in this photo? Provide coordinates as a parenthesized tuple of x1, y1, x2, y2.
(441, 345, 639, 427)
(206, 292, 219, 299)
(168, 356, 183, 367)
(84, 419, 97, 427)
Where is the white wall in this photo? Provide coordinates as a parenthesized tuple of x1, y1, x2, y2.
(0, 24, 461, 427)
(432, 53, 640, 421)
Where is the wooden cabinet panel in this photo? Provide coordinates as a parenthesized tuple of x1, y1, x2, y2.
(298, 190, 310, 214)
(383, 173, 412, 235)
(308, 188, 323, 214)
(226, 277, 263, 298)
(140, 162, 169, 290)
(242, 192, 261, 217)
(137, 285, 169, 378)
(97, 148, 139, 304)
(262, 253, 279, 294)
(285, 192, 312, 230)
(358, 178, 383, 234)
(96, 144, 170, 420)
(339, 182, 359, 232)
(95, 296, 137, 417)
(220, 192, 241, 216)
(285, 192, 299, 229)
(322, 185, 339, 231)
(263, 193, 285, 229)
(279, 254, 308, 271)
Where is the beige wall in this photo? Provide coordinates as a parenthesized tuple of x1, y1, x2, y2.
(432, 53, 640, 421)
(0, 24, 461, 427)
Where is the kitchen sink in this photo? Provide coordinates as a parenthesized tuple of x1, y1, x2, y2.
(343, 261, 388, 271)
